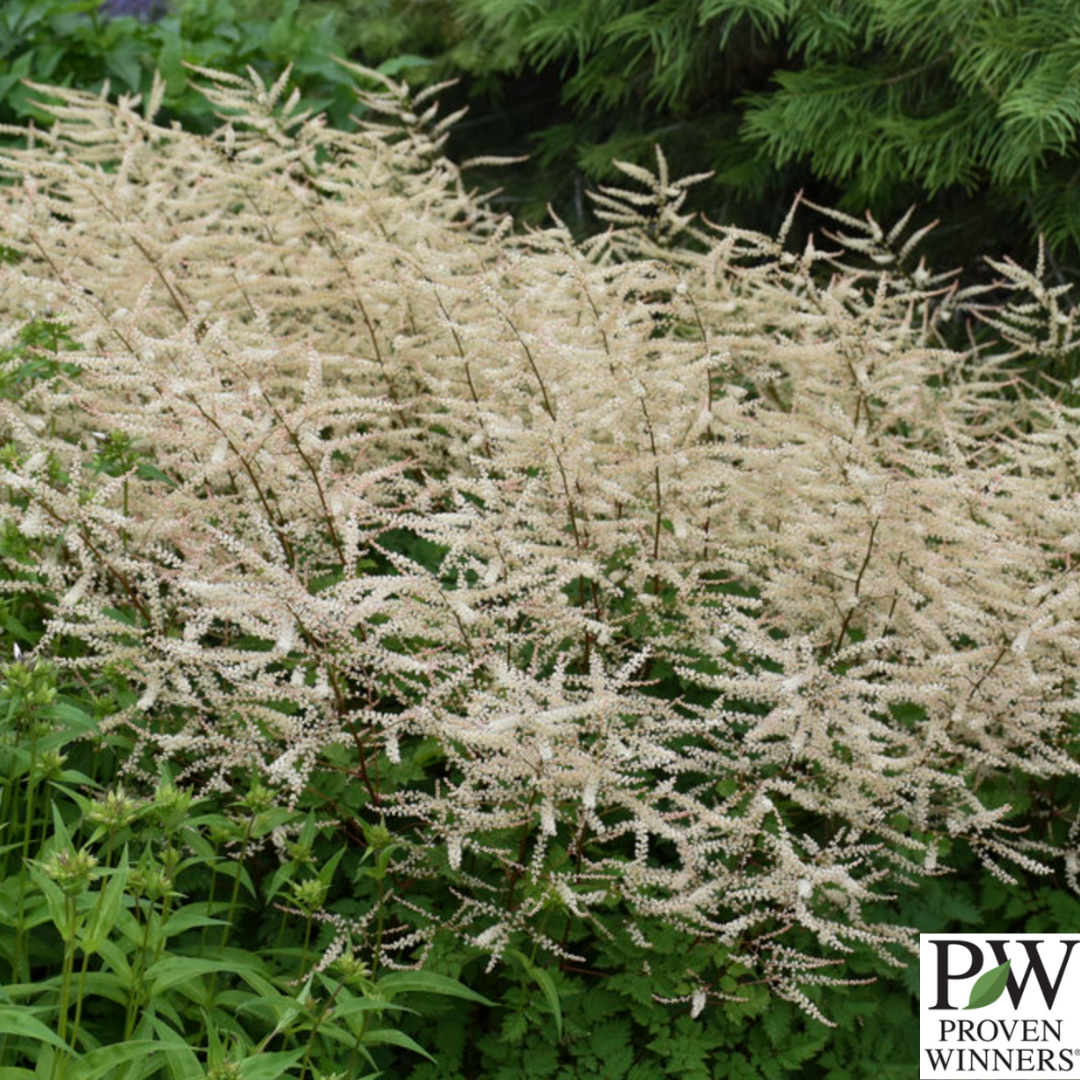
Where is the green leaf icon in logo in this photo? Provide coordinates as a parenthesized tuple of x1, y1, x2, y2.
(965, 959, 1011, 1010)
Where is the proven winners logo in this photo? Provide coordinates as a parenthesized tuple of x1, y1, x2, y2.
(920, 934, 1080, 1078)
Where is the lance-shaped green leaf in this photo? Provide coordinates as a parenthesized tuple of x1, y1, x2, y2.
(82, 847, 129, 955)
(965, 959, 1011, 1009)
(0, 1007, 73, 1052)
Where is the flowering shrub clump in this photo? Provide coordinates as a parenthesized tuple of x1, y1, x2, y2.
(1, 64, 1079, 1020)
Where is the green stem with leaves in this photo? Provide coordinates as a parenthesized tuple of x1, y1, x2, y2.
(55, 894, 78, 1077)
(124, 897, 154, 1041)
(12, 719, 40, 984)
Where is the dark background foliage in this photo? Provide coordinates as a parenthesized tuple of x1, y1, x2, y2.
(295, 0, 1080, 282)
(8, 0, 1080, 279)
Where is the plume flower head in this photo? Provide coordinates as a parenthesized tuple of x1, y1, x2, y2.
(0, 63, 1077, 1017)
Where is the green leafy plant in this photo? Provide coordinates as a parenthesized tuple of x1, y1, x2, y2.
(0, 657, 488, 1077)
(0, 0, 377, 131)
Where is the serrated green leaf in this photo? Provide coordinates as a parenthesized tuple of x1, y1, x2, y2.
(761, 999, 792, 1046)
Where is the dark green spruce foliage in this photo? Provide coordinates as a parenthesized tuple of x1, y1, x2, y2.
(13, 0, 1080, 266)
(327, 0, 1080, 269)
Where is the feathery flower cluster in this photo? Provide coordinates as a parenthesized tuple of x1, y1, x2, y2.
(1, 64, 1078, 1017)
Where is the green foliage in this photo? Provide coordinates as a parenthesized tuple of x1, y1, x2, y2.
(0, 319, 81, 401)
(0, 627, 482, 1077)
(328, 0, 1080, 267)
(14, 0, 1080, 268)
(0, 0, 366, 131)
(737, 0, 1080, 250)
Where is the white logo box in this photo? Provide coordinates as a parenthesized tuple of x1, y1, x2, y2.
(920, 934, 1080, 1079)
